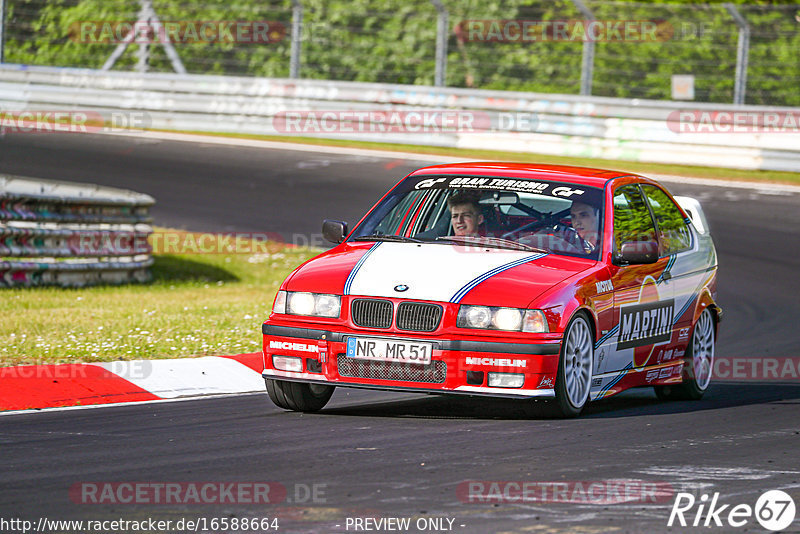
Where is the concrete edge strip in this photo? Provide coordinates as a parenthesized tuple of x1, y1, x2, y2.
(105, 130, 800, 194)
(0, 353, 265, 414)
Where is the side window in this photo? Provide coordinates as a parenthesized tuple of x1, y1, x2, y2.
(613, 185, 657, 253)
(641, 185, 692, 254)
(373, 190, 427, 235)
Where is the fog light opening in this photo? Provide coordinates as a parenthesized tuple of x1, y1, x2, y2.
(466, 370, 484, 386)
(487, 372, 524, 388)
(272, 355, 303, 372)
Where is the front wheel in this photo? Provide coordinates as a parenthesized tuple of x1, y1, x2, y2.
(266, 379, 335, 412)
(655, 308, 715, 401)
(553, 313, 594, 418)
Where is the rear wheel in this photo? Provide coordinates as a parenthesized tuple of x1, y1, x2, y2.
(654, 308, 715, 401)
(553, 313, 594, 418)
(265, 379, 335, 412)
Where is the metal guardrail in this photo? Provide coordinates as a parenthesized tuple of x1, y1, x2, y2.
(0, 64, 798, 171)
(0, 175, 154, 287)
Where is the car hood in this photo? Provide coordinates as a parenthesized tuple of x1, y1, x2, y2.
(285, 242, 594, 308)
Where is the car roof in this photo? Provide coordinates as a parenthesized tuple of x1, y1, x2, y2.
(407, 162, 642, 189)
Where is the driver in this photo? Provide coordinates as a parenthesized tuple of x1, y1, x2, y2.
(448, 191, 485, 237)
(570, 200, 599, 253)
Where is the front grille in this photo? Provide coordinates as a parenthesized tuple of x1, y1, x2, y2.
(337, 354, 446, 384)
(351, 298, 393, 328)
(396, 302, 442, 332)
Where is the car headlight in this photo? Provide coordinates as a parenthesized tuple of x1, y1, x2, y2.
(457, 306, 548, 333)
(273, 290, 341, 318)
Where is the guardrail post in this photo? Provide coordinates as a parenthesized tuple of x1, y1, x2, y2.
(570, 0, 595, 96)
(430, 0, 449, 87)
(290, 0, 303, 79)
(724, 3, 750, 105)
(0, 0, 5, 64)
(136, 0, 151, 72)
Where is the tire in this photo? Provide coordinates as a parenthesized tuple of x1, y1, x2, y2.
(265, 379, 335, 412)
(654, 308, 715, 401)
(553, 313, 594, 418)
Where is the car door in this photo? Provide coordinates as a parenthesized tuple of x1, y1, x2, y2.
(596, 184, 675, 375)
(640, 184, 700, 365)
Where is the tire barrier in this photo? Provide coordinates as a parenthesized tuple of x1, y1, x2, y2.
(0, 175, 154, 287)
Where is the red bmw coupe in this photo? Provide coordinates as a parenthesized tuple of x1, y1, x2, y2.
(262, 163, 720, 417)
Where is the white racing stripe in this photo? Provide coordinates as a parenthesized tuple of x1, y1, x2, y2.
(345, 242, 543, 302)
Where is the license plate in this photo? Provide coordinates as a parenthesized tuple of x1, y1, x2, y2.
(346, 337, 433, 365)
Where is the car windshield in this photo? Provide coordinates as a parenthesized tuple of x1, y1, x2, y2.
(350, 175, 604, 259)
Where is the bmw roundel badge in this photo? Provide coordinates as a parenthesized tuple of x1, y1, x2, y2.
(394, 284, 409, 292)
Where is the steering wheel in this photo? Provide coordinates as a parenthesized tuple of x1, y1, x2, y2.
(501, 208, 571, 241)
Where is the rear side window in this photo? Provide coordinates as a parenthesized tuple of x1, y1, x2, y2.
(613, 185, 657, 253)
(641, 185, 692, 254)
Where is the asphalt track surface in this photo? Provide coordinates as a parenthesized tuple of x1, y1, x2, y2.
(1, 133, 799, 533)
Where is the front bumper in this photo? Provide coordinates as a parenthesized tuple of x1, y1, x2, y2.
(262, 323, 561, 399)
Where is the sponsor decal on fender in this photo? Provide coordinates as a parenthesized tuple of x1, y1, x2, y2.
(596, 280, 614, 293)
(617, 299, 674, 350)
(538, 376, 554, 388)
(268, 340, 319, 353)
(465, 357, 526, 368)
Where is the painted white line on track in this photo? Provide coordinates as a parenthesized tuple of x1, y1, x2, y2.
(105, 130, 800, 194)
(104, 130, 472, 164)
(0, 392, 264, 417)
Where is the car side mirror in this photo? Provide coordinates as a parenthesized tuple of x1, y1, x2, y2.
(614, 240, 659, 265)
(322, 219, 348, 244)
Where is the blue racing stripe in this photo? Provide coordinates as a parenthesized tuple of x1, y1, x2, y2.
(343, 242, 381, 295)
(657, 255, 676, 283)
(672, 294, 696, 326)
(594, 323, 619, 349)
(449, 253, 547, 303)
(597, 363, 633, 398)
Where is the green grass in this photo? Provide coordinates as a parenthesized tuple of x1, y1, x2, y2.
(171, 130, 800, 186)
(0, 234, 318, 366)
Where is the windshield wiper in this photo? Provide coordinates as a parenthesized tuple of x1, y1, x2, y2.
(436, 235, 545, 253)
(353, 234, 425, 243)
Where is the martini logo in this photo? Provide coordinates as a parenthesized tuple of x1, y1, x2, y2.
(617, 299, 674, 350)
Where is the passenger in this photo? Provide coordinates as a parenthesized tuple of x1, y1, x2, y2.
(570, 200, 599, 253)
(447, 191, 485, 237)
